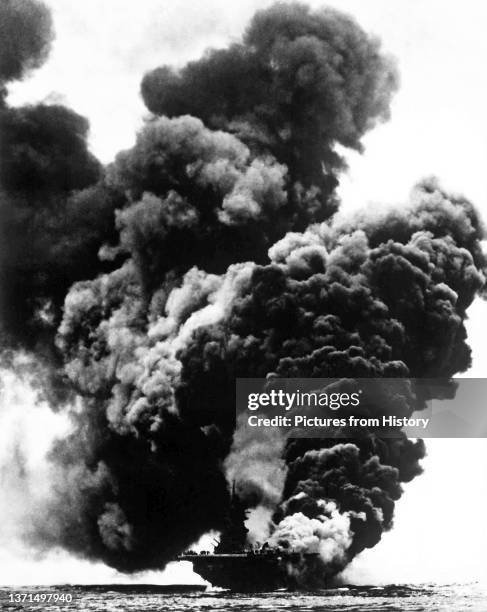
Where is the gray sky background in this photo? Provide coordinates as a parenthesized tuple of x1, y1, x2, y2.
(2, 0, 487, 585)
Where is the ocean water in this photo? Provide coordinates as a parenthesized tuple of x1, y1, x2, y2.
(1, 584, 487, 612)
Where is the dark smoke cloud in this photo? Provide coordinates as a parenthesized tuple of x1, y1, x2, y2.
(0, 0, 53, 87)
(141, 2, 398, 222)
(1, 0, 486, 584)
(44, 180, 485, 575)
(175, 180, 485, 579)
(0, 0, 119, 353)
(0, 103, 119, 351)
(28, 397, 229, 571)
(1, 104, 100, 194)
(108, 115, 287, 294)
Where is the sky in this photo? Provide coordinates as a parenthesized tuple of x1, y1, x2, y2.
(2, 0, 487, 586)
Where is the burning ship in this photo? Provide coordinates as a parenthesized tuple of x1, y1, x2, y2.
(179, 548, 323, 592)
(178, 487, 323, 591)
(179, 548, 322, 592)
(3, 0, 486, 593)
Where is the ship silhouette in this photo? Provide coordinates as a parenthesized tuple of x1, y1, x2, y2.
(177, 484, 322, 591)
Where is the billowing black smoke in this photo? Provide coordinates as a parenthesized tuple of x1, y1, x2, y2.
(0, 0, 53, 87)
(178, 180, 485, 576)
(1, 0, 485, 582)
(141, 2, 398, 240)
(0, 1, 120, 356)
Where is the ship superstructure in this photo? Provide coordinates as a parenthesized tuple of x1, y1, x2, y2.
(177, 485, 322, 591)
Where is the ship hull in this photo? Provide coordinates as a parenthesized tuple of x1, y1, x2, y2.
(181, 553, 324, 591)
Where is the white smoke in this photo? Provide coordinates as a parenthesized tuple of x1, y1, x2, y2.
(0, 362, 71, 552)
(267, 502, 355, 567)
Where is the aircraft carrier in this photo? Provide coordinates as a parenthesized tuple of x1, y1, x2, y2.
(177, 485, 323, 591)
(178, 548, 322, 591)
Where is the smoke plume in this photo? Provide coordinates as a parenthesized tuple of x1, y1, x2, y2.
(0, 0, 119, 356)
(0, 0, 53, 87)
(141, 2, 398, 227)
(0, 0, 485, 586)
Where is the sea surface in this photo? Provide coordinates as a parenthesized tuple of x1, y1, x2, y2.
(1, 584, 486, 612)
